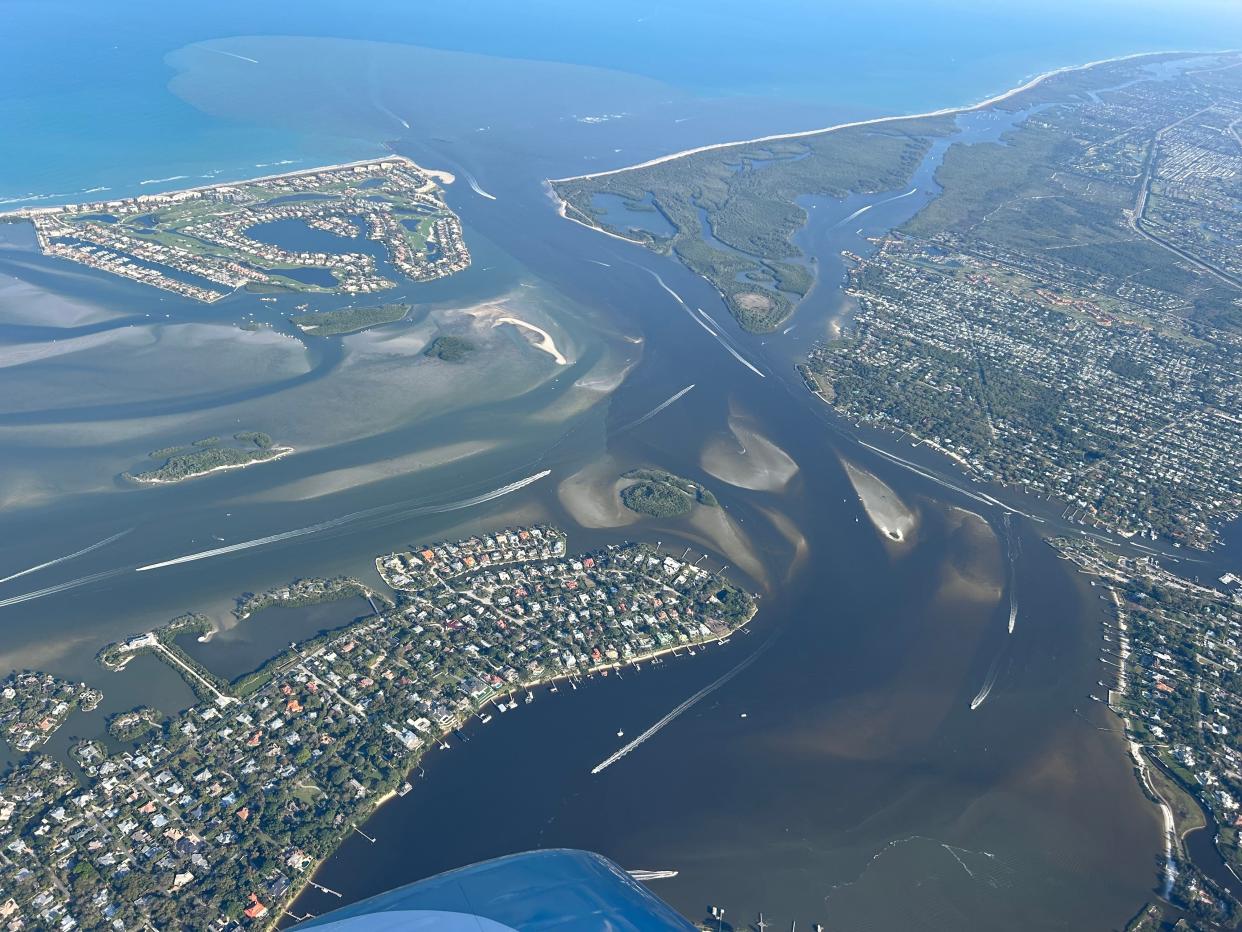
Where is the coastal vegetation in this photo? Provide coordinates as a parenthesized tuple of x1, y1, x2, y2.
(126, 431, 290, 484)
(423, 334, 476, 362)
(290, 303, 411, 336)
(1, 671, 102, 752)
(553, 117, 953, 331)
(619, 468, 718, 518)
(233, 576, 378, 619)
(106, 707, 163, 742)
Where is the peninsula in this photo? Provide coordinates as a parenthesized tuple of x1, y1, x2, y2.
(0, 526, 755, 930)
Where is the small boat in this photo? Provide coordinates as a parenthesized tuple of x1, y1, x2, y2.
(439, 741, 450, 750)
(480, 714, 492, 724)
(617, 729, 624, 737)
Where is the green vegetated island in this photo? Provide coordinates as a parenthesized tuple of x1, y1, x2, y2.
(5, 157, 469, 303)
(619, 468, 718, 517)
(125, 432, 292, 484)
(1, 525, 754, 930)
(290, 303, 411, 336)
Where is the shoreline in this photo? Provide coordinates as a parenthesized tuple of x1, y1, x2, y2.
(548, 50, 1218, 185)
(0, 155, 455, 220)
(126, 445, 295, 485)
(277, 605, 757, 925)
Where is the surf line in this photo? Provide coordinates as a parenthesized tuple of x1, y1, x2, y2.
(621, 383, 695, 433)
(0, 529, 133, 586)
(136, 471, 550, 573)
(591, 635, 774, 775)
(463, 171, 497, 201)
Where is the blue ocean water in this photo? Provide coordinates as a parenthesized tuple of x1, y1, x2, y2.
(2, 0, 1240, 205)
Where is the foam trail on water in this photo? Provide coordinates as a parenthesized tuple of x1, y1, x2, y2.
(832, 187, 918, 228)
(1003, 513, 1021, 634)
(592, 636, 773, 774)
(635, 266, 764, 377)
(136, 472, 550, 573)
(376, 103, 410, 130)
(621, 384, 695, 432)
(203, 47, 259, 64)
(463, 171, 497, 200)
(970, 652, 1003, 710)
(0, 570, 129, 610)
(694, 308, 766, 378)
(0, 529, 133, 585)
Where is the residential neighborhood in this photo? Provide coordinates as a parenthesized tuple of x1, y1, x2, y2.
(0, 527, 755, 930)
(7, 157, 469, 302)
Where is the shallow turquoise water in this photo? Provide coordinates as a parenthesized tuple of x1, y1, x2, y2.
(4, 0, 1241, 206)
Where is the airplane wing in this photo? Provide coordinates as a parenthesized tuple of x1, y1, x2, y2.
(293, 848, 699, 931)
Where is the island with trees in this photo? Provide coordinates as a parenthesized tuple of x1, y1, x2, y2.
(290, 303, 411, 336)
(619, 468, 718, 518)
(422, 334, 476, 362)
(125, 431, 292, 484)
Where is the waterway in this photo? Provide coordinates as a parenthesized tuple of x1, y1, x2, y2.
(4, 11, 1238, 931)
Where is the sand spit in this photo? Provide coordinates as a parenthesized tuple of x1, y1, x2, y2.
(557, 456, 640, 529)
(840, 458, 917, 544)
(550, 51, 1196, 185)
(493, 316, 568, 365)
(685, 503, 767, 589)
(755, 504, 810, 583)
(936, 508, 1004, 605)
(700, 416, 799, 492)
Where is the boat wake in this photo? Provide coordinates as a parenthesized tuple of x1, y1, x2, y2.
(1, 472, 555, 609)
(970, 652, 1003, 710)
(591, 636, 773, 774)
(375, 103, 411, 130)
(832, 187, 918, 228)
(620, 384, 695, 433)
(634, 266, 764, 377)
(0, 569, 129, 610)
(463, 171, 497, 200)
(856, 440, 1041, 522)
(0, 529, 132, 585)
(203, 47, 259, 65)
(137, 471, 550, 573)
(1003, 512, 1020, 634)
